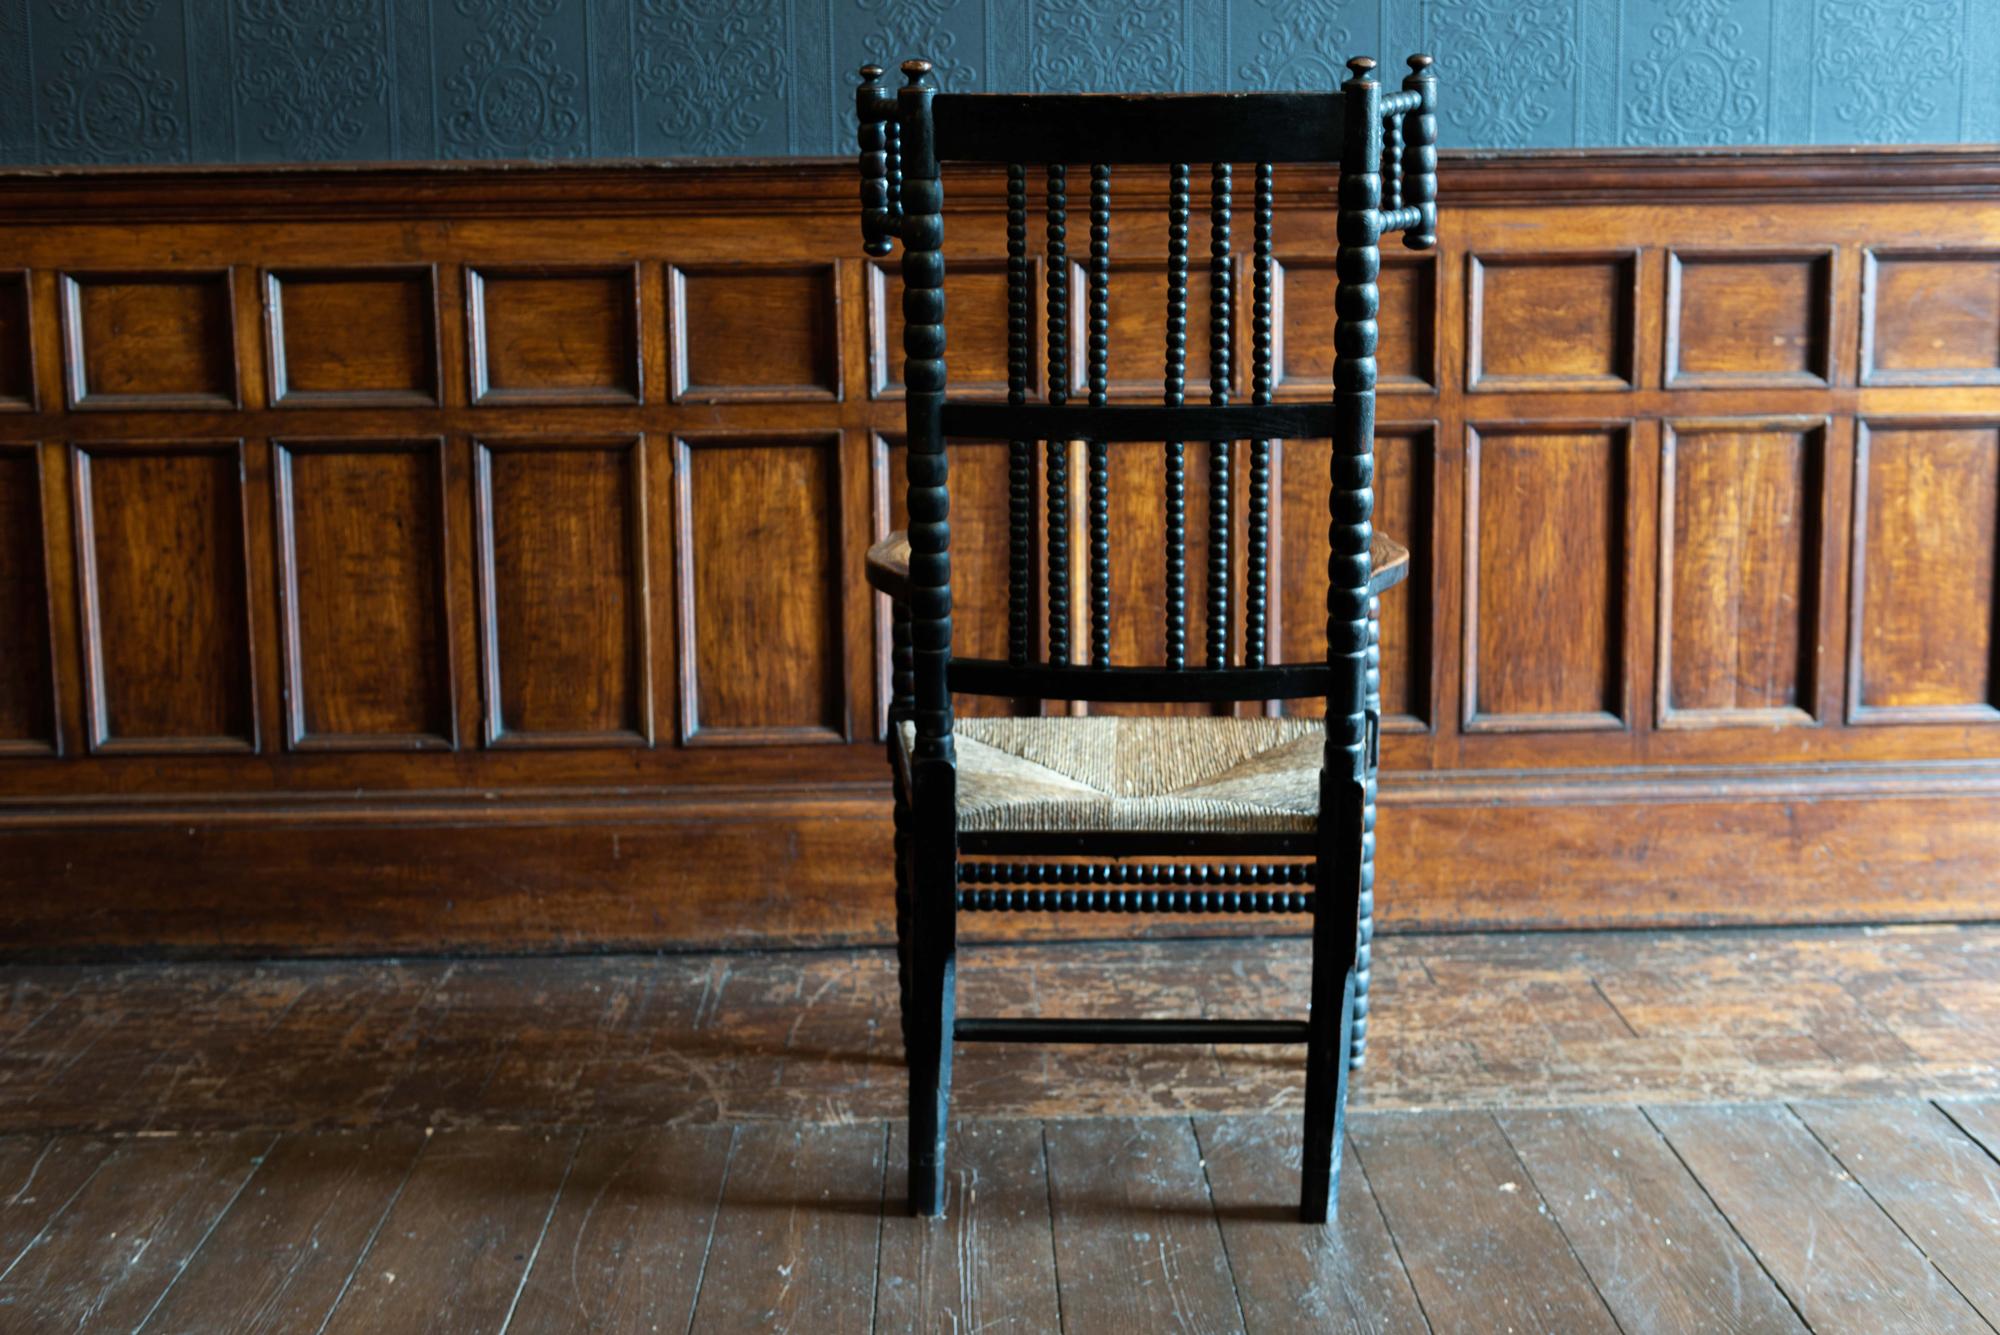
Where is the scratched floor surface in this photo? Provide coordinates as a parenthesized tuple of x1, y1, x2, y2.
(2, 925, 1998, 1330)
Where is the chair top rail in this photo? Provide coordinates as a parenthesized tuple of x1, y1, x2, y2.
(930, 92, 1345, 164)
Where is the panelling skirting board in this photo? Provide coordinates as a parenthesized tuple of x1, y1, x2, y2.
(0, 148, 1997, 955)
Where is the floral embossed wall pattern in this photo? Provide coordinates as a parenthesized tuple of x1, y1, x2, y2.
(38, 0, 188, 163)
(854, 0, 975, 92)
(1032, 0, 1183, 92)
(233, 0, 392, 160)
(1813, 0, 1964, 142)
(441, 0, 586, 158)
(1237, 0, 1357, 92)
(1624, 0, 1765, 144)
(1427, 0, 1580, 148)
(636, 0, 789, 155)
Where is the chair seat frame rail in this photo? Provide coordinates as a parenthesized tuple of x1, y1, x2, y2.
(857, 52, 1438, 1223)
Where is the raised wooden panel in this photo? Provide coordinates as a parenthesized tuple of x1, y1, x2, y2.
(1862, 251, 2000, 386)
(0, 445, 56, 753)
(870, 259, 1024, 400)
(674, 434, 846, 745)
(474, 439, 651, 747)
(1666, 251, 1832, 387)
(672, 265, 839, 402)
(467, 266, 641, 406)
(876, 436, 1017, 727)
(1658, 419, 1825, 729)
(1465, 425, 1629, 731)
(1274, 255, 1436, 395)
(0, 272, 34, 411)
(60, 272, 238, 410)
(1066, 258, 1214, 399)
(1849, 421, 2000, 725)
(1468, 253, 1637, 393)
(265, 268, 440, 407)
(274, 440, 453, 750)
(1281, 430, 1432, 729)
(72, 442, 255, 753)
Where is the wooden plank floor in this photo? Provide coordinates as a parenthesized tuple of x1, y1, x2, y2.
(0, 924, 1995, 1331)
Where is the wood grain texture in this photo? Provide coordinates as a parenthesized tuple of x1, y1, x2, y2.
(1469, 252, 1636, 391)
(1465, 424, 1627, 729)
(318, 1127, 580, 1335)
(0, 1131, 271, 1330)
(1667, 251, 1832, 387)
(1499, 1106, 1805, 1333)
(871, 257, 1023, 399)
(1042, 1116, 1246, 1334)
(504, 1125, 735, 1334)
(135, 1130, 428, 1335)
(265, 268, 438, 407)
(0, 1135, 116, 1275)
(467, 266, 641, 405)
(0, 272, 32, 409)
(687, 1122, 886, 1333)
(1354, 1110, 1622, 1333)
(73, 442, 255, 752)
(673, 264, 839, 401)
(876, 1120, 1062, 1332)
(1792, 1099, 2000, 1330)
(677, 434, 846, 743)
(1658, 419, 1821, 726)
(477, 438, 650, 746)
(0, 154, 1996, 953)
(275, 440, 453, 749)
(1194, 1116, 1429, 1335)
(60, 271, 237, 409)
(0, 447, 55, 751)
(1650, 1103, 1991, 1335)
(1850, 422, 1999, 721)
(1863, 250, 2000, 385)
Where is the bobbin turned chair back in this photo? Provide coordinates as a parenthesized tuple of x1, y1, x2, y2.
(858, 55, 1439, 1226)
(859, 57, 1436, 758)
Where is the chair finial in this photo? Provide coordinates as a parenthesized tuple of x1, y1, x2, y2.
(1346, 56, 1377, 80)
(1407, 53, 1433, 71)
(902, 58, 932, 84)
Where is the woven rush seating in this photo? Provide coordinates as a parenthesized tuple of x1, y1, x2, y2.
(898, 716, 1323, 834)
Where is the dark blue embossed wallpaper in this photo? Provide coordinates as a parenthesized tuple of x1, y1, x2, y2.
(0, 0, 1994, 166)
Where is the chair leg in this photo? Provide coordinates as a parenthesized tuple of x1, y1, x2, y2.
(905, 830, 957, 1217)
(1300, 963, 1357, 1223)
(1302, 772, 1366, 1224)
(891, 787, 914, 1059)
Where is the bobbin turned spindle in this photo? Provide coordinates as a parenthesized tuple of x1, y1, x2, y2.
(855, 64, 897, 256)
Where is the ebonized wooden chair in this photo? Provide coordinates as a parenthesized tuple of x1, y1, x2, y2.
(857, 54, 1437, 1223)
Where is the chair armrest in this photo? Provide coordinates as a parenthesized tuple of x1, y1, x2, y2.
(1369, 532, 1411, 597)
(867, 530, 913, 601)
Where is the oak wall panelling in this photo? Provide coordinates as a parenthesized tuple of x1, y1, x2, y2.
(0, 442, 58, 754)
(466, 265, 644, 406)
(70, 439, 257, 754)
(473, 436, 653, 748)
(264, 267, 442, 408)
(1, 150, 1998, 956)
(272, 437, 455, 751)
(0, 272, 36, 411)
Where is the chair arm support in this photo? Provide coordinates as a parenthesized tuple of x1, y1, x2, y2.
(867, 529, 914, 602)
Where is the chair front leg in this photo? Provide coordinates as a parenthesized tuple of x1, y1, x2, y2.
(905, 761, 958, 1216)
(1301, 775, 1365, 1224)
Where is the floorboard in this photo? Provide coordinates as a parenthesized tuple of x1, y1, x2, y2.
(875, 1120, 1062, 1332)
(1497, 1106, 1805, 1334)
(1043, 1116, 1247, 1334)
(135, 1129, 428, 1334)
(1792, 1099, 2000, 1330)
(1649, 1103, 1991, 1335)
(504, 1125, 735, 1334)
(0, 1134, 115, 1280)
(687, 1122, 887, 1333)
(317, 1128, 580, 1335)
(1194, 1115, 1430, 1335)
(1353, 1110, 1621, 1333)
(0, 1131, 271, 1331)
